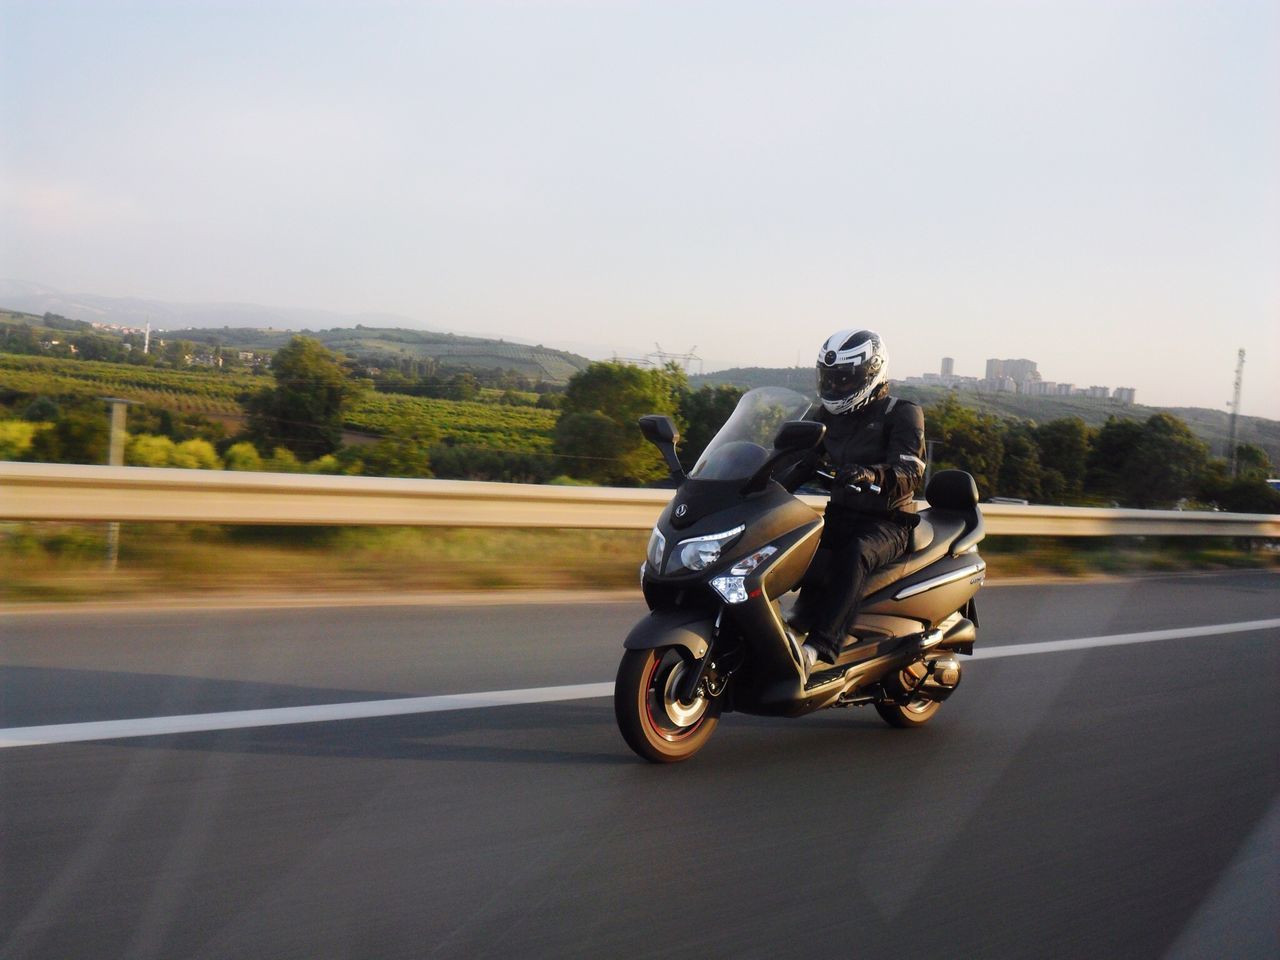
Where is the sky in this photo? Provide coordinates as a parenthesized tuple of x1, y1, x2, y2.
(1, 0, 1277, 414)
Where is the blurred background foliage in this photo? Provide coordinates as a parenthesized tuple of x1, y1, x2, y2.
(2, 331, 1277, 513)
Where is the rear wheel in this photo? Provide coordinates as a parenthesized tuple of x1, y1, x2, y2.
(875, 669, 942, 728)
(615, 647, 722, 763)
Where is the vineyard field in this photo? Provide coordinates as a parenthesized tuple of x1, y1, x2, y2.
(0, 354, 252, 415)
(348, 393, 556, 453)
(0, 352, 558, 451)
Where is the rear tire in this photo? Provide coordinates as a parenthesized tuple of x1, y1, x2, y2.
(615, 647, 721, 763)
(875, 698, 941, 727)
(875, 668, 943, 728)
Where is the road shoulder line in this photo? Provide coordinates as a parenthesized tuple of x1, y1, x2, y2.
(3, 618, 1277, 749)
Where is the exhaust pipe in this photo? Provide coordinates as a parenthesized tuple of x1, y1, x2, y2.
(917, 654, 962, 701)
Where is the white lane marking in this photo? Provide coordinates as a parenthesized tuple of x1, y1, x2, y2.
(2, 618, 1277, 749)
(0, 683, 614, 749)
(971, 618, 1280, 660)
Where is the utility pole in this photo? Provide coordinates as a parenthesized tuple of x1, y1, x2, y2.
(101, 397, 132, 570)
(1227, 349, 1245, 478)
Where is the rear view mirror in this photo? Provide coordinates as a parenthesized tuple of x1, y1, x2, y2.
(773, 420, 825, 452)
(638, 415, 685, 483)
(639, 415, 680, 446)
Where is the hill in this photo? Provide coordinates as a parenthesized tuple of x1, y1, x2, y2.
(171, 325, 590, 383)
(0, 283, 591, 383)
(692, 366, 1280, 464)
(0, 303, 591, 384)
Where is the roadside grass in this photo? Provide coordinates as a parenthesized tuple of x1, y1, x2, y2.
(1, 523, 1275, 603)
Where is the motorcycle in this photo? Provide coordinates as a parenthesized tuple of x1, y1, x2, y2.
(614, 386, 986, 763)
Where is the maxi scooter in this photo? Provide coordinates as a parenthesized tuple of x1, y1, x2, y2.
(614, 386, 986, 763)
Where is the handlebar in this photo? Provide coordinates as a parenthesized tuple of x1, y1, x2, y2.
(816, 470, 881, 495)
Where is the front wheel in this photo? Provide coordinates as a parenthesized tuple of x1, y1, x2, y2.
(615, 647, 722, 763)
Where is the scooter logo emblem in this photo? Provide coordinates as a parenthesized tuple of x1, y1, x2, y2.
(674, 503, 688, 518)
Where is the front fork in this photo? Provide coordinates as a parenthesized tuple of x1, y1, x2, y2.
(677, 607, 726, 701)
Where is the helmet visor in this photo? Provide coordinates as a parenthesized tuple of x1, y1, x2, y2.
(817, 362, 873, 401)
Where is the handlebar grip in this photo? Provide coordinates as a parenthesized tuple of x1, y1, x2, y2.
(846, 483, 882, 494)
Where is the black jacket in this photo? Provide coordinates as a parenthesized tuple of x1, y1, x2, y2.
(784, 387, 926, 516)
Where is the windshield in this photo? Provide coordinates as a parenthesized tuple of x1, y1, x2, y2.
(688, 386, 813, 480)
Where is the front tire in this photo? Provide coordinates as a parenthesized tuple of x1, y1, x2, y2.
(615, 647, 721, 763)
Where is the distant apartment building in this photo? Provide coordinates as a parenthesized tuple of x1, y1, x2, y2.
(1023, 380, 1057, 396)
(1086, 385, 1110, 399)
(985, 358, 1039, 383)
(1054, 383, 1075, 396)
(978, 376, 1018, 394)
(941, 357, 954, 378)
(1112, 387, 1136, 405)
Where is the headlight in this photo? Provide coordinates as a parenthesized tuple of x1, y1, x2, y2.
(668, 525, 745, 574)
(646, 527, 666, 569)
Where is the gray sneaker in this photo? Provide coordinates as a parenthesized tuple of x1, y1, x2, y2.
(786, 628, 819, 678)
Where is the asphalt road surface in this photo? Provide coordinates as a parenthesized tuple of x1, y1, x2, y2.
(2, 571, 1277, 960)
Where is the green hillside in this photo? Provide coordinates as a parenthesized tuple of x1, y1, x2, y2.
(170, 325, 589, 383)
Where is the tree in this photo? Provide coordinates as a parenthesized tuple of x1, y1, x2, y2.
(1203, 477, 1280, 514)
(923, 395, 1004, 499)
(553, 362, 683, 484)
(27, 404, 109, 465)
(1232, 443, 1272, 482)
(1034, 417, 1090, 502)
(428, 444, 557, 484)
(1114, 413, 1209, 507)
(444, 372, 480, 402)
(1, 324, 42, 355)
(342, 423, 439, 478)
(996, 422, 1043, 502)
(246, 336, 363, 460)
(1086, 417, 1145, 500)
(21, 396, 60, 422)
(224, 441, 264, 471)
(677, 385, 744, 469)
(124, 435, 221, 469)
(0, 420, 43, 460)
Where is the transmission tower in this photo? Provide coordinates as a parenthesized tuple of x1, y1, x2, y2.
(1227, 348, 1245, 477)
(646, 343, 704, 375)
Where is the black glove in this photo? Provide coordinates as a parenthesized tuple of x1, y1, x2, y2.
(836, 464, 877, 488)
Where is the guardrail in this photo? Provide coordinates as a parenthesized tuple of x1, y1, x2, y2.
(1, 462, 1277, 538)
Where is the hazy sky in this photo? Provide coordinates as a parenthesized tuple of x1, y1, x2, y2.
(2, 0, 1277, 414)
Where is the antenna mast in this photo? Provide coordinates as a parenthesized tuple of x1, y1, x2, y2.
(1227, 348, 1245, 477)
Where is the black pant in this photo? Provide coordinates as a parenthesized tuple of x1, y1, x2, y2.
(794, 509, 910, 663)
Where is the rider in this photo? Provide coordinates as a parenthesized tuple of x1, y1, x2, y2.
(788, 329, 926, 672)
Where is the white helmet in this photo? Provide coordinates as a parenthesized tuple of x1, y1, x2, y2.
(816, 329, 888, 415)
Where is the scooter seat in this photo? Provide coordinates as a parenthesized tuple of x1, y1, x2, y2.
(859, 509, 966, 597)
(795, 510, 964, 599)
(910, 518, 934, 552)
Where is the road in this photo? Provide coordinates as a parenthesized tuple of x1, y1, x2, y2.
(2, 571, 1277, 959)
